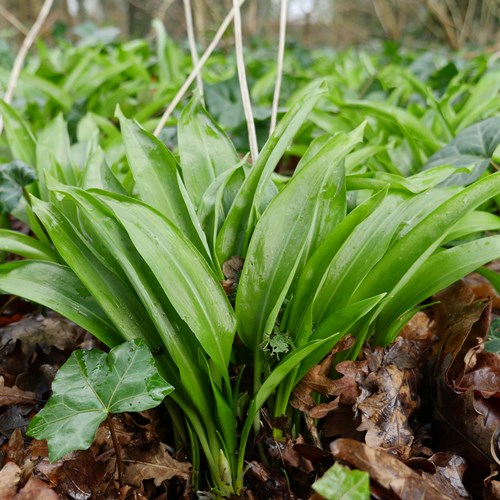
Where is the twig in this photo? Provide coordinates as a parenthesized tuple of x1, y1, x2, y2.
(183, 0, 204, 99)
(269, 0, 288, 135)
(0, 0, 54, 135)
(107, 414, 125, 487)
(0, 5, 29, 35)
(232, 0, 259, 162)
(153, 0, 246, 137)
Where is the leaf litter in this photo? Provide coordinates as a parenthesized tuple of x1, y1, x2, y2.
(0, 271, 499, 498)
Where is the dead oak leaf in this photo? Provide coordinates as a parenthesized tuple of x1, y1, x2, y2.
(0, 315, 80, 355)
(0, 377, 37, 407)
(0, 462, 21, 498)
(122, 442, 190, 487)
(330, 438, 461, 500)
(290, 336, 355, 416)
(356, 364, 419, 452)
(14, 476, 59, 500)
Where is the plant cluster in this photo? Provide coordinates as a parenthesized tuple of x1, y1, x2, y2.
(0, 36, 499, 496)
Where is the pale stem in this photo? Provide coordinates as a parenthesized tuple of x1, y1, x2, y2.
(269, 0, 288, 135)
(232, 0, 259, 163)
(0, 5, 28, 35)
(154, 0, 247, 137)
(0, 0, 54, 135)
(183, 0, 204, 99)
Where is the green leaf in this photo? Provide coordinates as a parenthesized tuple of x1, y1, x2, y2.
(312, 463, 369, 500)
(0, 230, 58, 261)
(178, 94, 240, 207)
(0, 160, 36, 214)
(27, 339, 173, 462)
(216, 80, 328, 263)
(116, 108, 209, 258)
(94, 192, 236, 377)
(0, 260, 121, 346)
(0, 100, 36, 167)
(485, 318, 500, 354)
(236, 127, 364, 351)
(477, 266, 500, 295)
(423, 117, 500, 186)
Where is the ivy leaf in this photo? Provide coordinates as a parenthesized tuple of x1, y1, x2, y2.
(27, 339, 173, 462)
(0, 160, 37, 214)
(485, 318, 500, 354)
(423, 117, 500, 186)
(312, 462, 370, 500)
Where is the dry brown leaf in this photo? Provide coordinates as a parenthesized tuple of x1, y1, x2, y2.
(14, 476, 59, 500)
(0, 462, 21, 499)
(0, 377, 37, 407)
(122, 442, 190, 487)
(0, 315, 80, 355)
(429, 281, 500, 472)
(221, 256, 244, 295)
(330, 438, 465, 499)
(290, 336, 355, 416)
(356, 363, 419, 452)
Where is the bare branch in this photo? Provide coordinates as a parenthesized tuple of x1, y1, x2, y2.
(270, 0, 288, 135)
(0, 5, 29, 35)
(0, 0, 54, 135)
(183, 0, 204, 99)
(232, 0, 259, 162)
(153, 0, 247, 137)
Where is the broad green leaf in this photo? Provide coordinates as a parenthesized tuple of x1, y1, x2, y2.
(236, 128, 364, 351)
(312, 463, 369, 500)
(0, 100, 36, 167)
(95, 192, 236, 377)
(340, 100, 442, 156)
(27, 339, 173, 462)
(216, 80, 328, 263)
(445, 211, 500, 243)
(0, 230, 58, 261)
(353, 172, 500, 306)
(377, 235, 500, 344)
(423, 117, 500, 186)
(178, 94, 240, 207)
(0, 260, 120, 346)
(0, 160, 36, 214)
(81, 147, 127, 194)
(50, 184, 212, 414)
(116, 109, 209, 257)
(32, 198, 156, 344)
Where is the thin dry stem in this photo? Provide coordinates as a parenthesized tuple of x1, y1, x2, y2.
(269, 0, 288, 136)
(0, 5, 28, 35)
(153, 0, 246, 137)
(183, 0, 204, 99)
(232, 0, 259, 162)
(0, 0, 54, 135)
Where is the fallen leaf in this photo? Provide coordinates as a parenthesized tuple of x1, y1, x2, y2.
(330, 438, 466, 499)
(0, 377, 37, 407)
(290, 336, 356, 416)
(0, 461, 21, 498)
(221, 256, 244, 295)
(429, 281, 500, 474)
(122, 442, 190, 487)
(0, 314, 81, 355)
(356, 363, 419, 452)
(14, 476, 59, 500)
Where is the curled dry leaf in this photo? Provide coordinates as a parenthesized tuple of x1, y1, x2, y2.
(221, 256, 244, 295)
(290, 336, 355, 417)
(122, 442, 191, 487)
(429, 281, 500, 473)
(0, 377, 37, 407)
(0, 314, 81, 356)
(330, 438, 467, 499)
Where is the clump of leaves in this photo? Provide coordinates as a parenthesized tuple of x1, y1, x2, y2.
(27, 339, 173, 462)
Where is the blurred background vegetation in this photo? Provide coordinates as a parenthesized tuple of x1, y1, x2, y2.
(1, 0, 499, 51)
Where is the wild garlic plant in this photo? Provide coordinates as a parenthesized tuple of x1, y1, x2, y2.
(1, 80, 500, 494)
